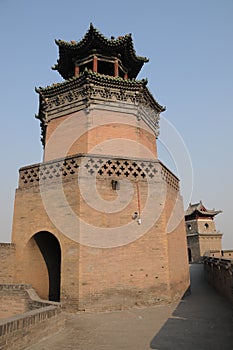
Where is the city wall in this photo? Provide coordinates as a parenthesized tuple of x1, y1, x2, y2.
(203, 255, 233, 304)
(204, 249, 233, 259)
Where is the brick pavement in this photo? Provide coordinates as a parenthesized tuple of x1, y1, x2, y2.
(26, 264, 233, 350)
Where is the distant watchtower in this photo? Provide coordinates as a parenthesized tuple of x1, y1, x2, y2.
(10, 25, 190, 311)
(185, 201, 223, 262)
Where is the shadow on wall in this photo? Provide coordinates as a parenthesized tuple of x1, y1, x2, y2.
(150, 264, 233, 350)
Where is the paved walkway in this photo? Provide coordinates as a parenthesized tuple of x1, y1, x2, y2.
(26, 264, 233, 350)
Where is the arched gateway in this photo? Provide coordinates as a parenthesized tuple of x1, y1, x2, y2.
(20, 232, 61, 302)
(34, 232, 61, 302)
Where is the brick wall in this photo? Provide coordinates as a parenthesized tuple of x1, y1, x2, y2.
(44, 109, 157, 161)
(197, 218, 216, 233)
(78, 213, 171, 311)
(0, 289, 28, 319)
(187, 235, 223, 263)
(203, 256, 233, 304)
(11, 154, 189, 312)
(0, 306, 64, 350)
(0, 284, 49, 319)
(165, 189, 190, 299)
(222, 250, 233, 259)
(205, 250, 222, 258)
(0, 244, 15, 284)
(199, 235, 222, 257)
(0, 284, 64, 350)
(187, 235, 200, 262)
(204, 250, 233, 259)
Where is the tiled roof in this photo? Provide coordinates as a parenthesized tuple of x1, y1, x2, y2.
(35, 70, 165, 112)
(185, 201, 222, 217)
(52, 23, 149, 80)
(36, 70, 147, 94)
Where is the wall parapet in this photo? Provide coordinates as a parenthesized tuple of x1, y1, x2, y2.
(0, 284, 64, 349)
(203, 256, 233, 304)
(0, 243, 14, 248)
(0, 305, 64, 350)
(18, 153, 179, 191)
(204, 250, 233, 259)
(0, 284, 61, 319)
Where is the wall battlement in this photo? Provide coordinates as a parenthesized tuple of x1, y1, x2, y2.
(0, 284, 64, 350)
(203, 256, 233, 304)
(204, 249, 233, 259)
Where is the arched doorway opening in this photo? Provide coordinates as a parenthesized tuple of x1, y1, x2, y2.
(34, 232, 61, 302)
(188, 248, 192, 263)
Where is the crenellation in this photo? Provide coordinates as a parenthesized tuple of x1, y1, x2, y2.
(203, 256, 233, 304)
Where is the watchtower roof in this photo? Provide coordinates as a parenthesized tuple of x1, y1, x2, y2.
(185, 201, 222, 219)
(52, 23, 149, 80)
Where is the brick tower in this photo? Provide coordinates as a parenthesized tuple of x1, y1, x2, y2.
(185, 201, 223, 262)
(11, 24, 189, 311)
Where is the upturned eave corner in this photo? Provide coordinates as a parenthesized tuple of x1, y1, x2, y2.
(53, 24, 149, 80)
(35, 87, 47, 147)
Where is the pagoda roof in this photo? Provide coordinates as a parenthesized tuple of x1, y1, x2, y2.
(52, 23, 149, 80)
(185, 201, 222, 218)
(35, 70, 165, 113)
(36, 70, 148, 95)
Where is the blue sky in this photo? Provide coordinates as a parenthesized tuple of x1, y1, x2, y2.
(0, 0, 232, 248)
